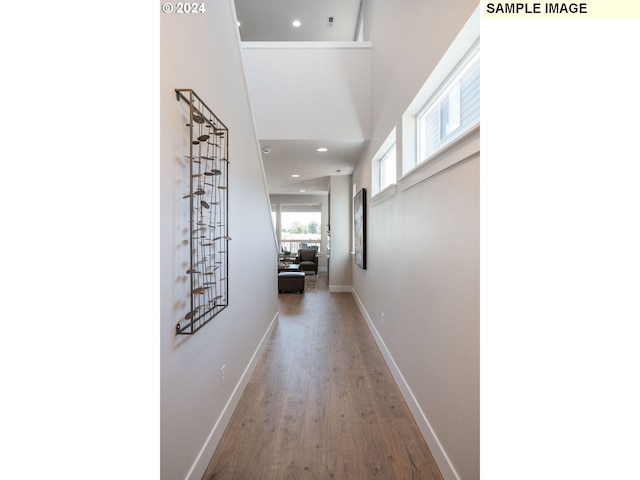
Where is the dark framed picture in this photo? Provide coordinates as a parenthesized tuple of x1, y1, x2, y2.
(354, 188, 366, 269)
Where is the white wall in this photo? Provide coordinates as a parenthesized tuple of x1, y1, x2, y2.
(240, 42, 372, 140)
(160, 1, 279, 479)
(329, 175, 353, 291)
(352, 1, 480, 479)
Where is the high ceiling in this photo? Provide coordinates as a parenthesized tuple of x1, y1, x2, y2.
(260, 139, 367, 194)
(235, 0, 363, 42)
(234, 0, 367, 195)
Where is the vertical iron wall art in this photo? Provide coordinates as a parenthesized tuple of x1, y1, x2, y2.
(175, 89, 229, 335)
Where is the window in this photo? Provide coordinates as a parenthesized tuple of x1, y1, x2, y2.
(379, 145, 396, 192)
(400, 7, 479, 178)
(417, 49, 479, 164)
(371, 128, 396, 196)
(279, 204, 322, 254)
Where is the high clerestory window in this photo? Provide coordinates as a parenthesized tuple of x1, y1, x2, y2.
(379, 144, 396, 192)
(416, 49, 480, 164)
(371, 128, 397, 196)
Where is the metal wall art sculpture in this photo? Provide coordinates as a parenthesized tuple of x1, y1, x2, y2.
(175, 89, 229, 335)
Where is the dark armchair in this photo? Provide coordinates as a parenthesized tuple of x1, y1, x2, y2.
(294, 249, 318, 274)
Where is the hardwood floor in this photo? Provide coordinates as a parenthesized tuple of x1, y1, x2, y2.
(202, 272, 443, 480)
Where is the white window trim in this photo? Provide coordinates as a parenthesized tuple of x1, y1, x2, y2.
(379, 144, 396, 190)
(371, 127, 397, 200)
(370, 183, 398, 207)
(401, 6, 480, 177)
(399, 123, 479, 193)
(416, 48, 480, 165)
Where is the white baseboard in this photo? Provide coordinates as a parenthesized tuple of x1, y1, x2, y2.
(185, 312, 279, 480)
(329, 285, 353, 293)
(351, 290, 461, 480)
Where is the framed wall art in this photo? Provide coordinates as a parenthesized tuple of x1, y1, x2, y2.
(354, 187, 366, 269)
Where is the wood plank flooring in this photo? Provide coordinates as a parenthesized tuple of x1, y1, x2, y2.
(202, 272, 443, 480)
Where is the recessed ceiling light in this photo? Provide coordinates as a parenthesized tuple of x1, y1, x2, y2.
(292, 19, 301, 27)
(316, 147, 328, 152)
(237, 21, 241, 27)
(300, 189, 306, 192)
(291, 174, 300, 178)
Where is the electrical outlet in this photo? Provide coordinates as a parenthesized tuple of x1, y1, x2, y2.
(220, 364, 226, 387)
(381, 312, 385, 325)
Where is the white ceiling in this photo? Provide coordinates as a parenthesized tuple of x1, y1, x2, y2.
(235, 0, 363, 42)
(234, 0, 368, 195)
(260, 138, 368, 194)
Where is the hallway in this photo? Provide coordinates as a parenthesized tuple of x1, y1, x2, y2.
(202, 273, 443, 479)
